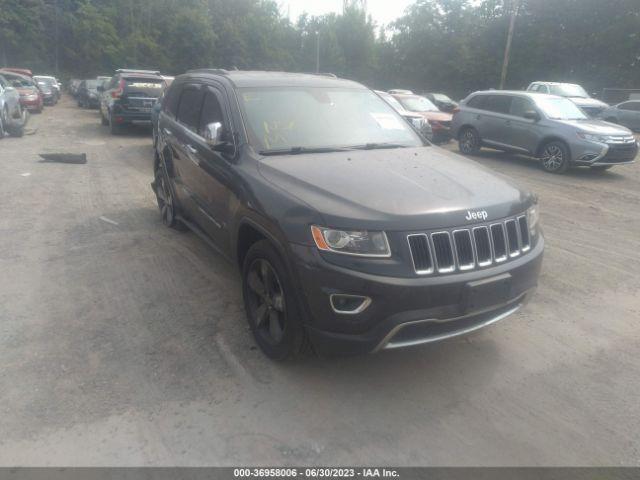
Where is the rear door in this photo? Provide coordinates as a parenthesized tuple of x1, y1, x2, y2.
(479, 95, 513, 146)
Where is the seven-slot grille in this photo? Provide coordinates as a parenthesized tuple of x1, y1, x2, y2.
(408, 215, 531, 275)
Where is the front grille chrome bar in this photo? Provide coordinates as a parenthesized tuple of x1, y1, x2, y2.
(408, 215, 531, 275)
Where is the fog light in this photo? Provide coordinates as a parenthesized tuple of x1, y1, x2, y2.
(329, 294, 371, 314)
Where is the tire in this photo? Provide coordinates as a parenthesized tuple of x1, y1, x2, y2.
(153, 164, 187, 231)
(458, 127, 481, 155)
(591, 165, 612, 171)
(0, 106, 7, 138)
(242, 240, 311, 360)
(539, 140, 570, 173)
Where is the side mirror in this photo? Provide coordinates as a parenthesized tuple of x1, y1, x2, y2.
(203, 122, 234, 153)
(523, 110, 540, 121)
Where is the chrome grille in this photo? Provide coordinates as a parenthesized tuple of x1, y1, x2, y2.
(431, 232, 455, 273)
(408, 215, 531, 275)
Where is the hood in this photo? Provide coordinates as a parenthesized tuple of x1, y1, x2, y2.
(558, 118, 632, 135)
(258, 147, 532, 231)
(568, 97, 608, 108)
(415, 111, 453, 122)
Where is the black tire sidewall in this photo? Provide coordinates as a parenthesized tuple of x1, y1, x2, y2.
(242, 240, 305, 360)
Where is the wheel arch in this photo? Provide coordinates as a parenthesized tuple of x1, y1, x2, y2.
(536, 136, 572, 159)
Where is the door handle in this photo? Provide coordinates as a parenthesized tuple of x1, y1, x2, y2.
(476, 114, 482, 120)
(505, 120, 511, 125)
(186, 144, 198, 154)
(162, 128, 172, 136)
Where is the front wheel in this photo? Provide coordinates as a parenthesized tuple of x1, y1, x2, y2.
(540, 141, 570, 173)
(242, 240, 311, 360)
(458, 127, 481, 154)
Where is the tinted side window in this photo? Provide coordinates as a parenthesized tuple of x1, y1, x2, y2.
(177, 87, 204, 131)
(509, 97, 534, 117)
(198, 91, 224, 137)
(619, 101, 640, 111)
(484, 95, 512, 114)
(467, 95, 486, 109)
(163, 84, 182, 117)
(529, 84, 539, 92)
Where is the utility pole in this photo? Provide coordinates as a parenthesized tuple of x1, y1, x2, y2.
(54, 0, 59, 74)
(500, 0, 520, 90)
(315, 31, 320, 73)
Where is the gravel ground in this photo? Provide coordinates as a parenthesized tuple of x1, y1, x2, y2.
(0, 97, 639, 466)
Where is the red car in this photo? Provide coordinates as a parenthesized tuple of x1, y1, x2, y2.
(0, 71, 43, 113)
(391, 92, 453, 143)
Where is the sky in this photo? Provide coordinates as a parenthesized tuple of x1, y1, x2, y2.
(280, 0, 415, 26)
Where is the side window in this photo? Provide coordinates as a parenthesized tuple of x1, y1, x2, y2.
(466, 95, 486, 110)
(484, 95, 512, 114)
(176, 87, 204, 131)
(509, 97, 533, 117)
(198, 91, 224, 137)
(540, 85, 550, 94)
(529, 84, 539, 92)
(163, 84, 182, 118)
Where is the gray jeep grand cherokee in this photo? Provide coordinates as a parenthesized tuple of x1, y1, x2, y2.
(452, 90, 638, 173)
(153, 70, 543, 359)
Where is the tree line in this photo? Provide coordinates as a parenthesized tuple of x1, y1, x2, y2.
(1, 0, 639, 99)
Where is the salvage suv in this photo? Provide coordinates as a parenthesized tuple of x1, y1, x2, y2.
(153, 70, 543, 359)
(99, 69, 166, 134)
(452, 91, 638, 173)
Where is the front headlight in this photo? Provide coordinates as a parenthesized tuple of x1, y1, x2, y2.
(527, 205, 539, 237)
(311, 226, 391, 257)
(577, 132, 607, 143)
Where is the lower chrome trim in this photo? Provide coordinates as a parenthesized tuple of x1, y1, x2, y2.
(375, 292, 531, 352)
(329, 294, 372, 315)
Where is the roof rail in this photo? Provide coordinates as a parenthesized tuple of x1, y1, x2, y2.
(115, 69, 161, 75)
(186, 68, 229, 75)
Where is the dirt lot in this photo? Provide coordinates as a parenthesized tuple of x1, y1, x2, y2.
(0, 97, 639, 466)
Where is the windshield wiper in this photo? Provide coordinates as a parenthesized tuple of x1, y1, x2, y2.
(258, 146, 352, 156)
(348, 142, 409, 150)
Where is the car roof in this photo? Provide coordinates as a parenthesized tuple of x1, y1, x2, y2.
(183, 70, 365, 89)
(469, 90, 564, 100)
(529, 81, 580, 87)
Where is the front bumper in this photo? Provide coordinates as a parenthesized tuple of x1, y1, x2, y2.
(290, 235, 544, 355)
(572, 139, 638, 166)
(20, 97, 42, 110)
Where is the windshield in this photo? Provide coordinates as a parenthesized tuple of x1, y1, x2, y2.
(34, 77, 55, 85)
(238, 87, 422, 152)
(397, 95, 438, 112)
(549, 84, 588, 98)
(535, 96, 588, 120)
(124, 77, 165, 97)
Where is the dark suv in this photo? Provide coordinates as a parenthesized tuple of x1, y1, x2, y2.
(99, 69, 166, 134)
(153, 70, 544, 359)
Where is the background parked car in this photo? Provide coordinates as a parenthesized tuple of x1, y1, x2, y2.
(424, 92, 459, 112)
(526, 81, 608, 117)
(99, 69, 166, 134)
(375, 90, 433, 141)
(76, 79, 101, 108)
(0, 71, 43, 113)
(0, 74, 26, 137)
(35, 78, 57, 105)
(34, 75, 61, 102)
(1, 68, 33, 77)
(599, 101, 640, 132)
(452, 90, 638, 173)
(390, 92, 453, 143)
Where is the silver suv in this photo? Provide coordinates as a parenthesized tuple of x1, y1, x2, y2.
(452, 91, 638, 173)
(526, 82, 608, 117)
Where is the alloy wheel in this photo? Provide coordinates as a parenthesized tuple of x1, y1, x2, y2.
(245, 259, 286, 344)
(154, 168, 175, 226)
(460, 129, 477, 153)
(542, 145, 564, 171)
